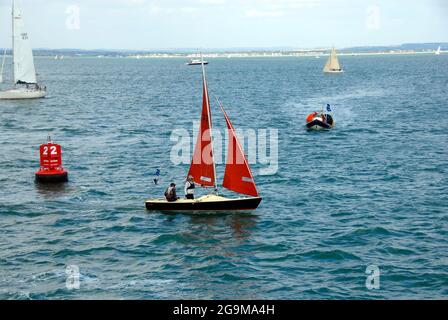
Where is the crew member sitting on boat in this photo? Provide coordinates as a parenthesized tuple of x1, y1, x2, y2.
(321, 113, 326, 123)
(164, 183, 179, 202)
(184, 175, 195, 199)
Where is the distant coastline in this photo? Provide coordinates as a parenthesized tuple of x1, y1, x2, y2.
(30, 50, 443, 59)
(1, 42, 446, 59)
(123, 50, 444, 59)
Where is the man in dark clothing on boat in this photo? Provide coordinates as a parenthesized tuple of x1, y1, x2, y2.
(321, 113, 327, 123)
(184, 175, 195, 200)
(164, 183, 179, 202)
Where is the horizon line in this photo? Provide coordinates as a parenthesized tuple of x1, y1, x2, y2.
(1, 41, 447, 53)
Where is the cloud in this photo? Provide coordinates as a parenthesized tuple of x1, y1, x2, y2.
(196, 0, 227, 4)
(243, 0, 321, 19)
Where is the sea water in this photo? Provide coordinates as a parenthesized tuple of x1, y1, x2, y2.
(0, 54, 447, 299)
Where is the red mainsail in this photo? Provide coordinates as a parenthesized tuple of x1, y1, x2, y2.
(220, 103, 259, 197)
(187, 65, 216, 187)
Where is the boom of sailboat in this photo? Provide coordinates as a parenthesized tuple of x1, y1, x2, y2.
(145, 60, 262, 212)
(0, 0, 46, 100)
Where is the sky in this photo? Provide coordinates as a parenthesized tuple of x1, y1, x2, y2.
(0, 0, 447, 50)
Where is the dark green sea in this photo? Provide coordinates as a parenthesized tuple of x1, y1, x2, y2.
(0, 54, 447, 299)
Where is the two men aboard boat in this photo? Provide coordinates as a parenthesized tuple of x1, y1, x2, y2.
(164, 176, 196, 202)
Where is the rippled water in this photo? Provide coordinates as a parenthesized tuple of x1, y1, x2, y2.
(0, 55, 447, 299)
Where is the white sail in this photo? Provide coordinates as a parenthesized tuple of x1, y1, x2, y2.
(323, 47, 342, 72)
(12, 0, 37, 84)
(435, 46, 441, 55)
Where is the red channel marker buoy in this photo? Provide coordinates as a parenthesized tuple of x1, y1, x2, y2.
(35, 136, 68, 183)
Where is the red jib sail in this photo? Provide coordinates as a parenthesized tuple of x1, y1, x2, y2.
(220, 103, 259, 197)
(187, 65, 216, 187)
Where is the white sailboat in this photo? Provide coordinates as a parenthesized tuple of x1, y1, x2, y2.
(187, 58, 209, 65)
(0, 0, 46, 100)
(323, 47, 344, 73)
(435, 46, 441, 55)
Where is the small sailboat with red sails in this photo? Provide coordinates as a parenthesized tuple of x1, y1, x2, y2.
(145, 60, 262, 212)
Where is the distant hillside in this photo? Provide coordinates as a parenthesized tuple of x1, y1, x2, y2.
(342, 43, 447, 53)
(0, 43, 446, 57)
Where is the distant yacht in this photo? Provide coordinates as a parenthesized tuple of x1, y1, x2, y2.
(435, 46, 441, 55)
(187, 58, 209, 66)
(0, 0, 45, 99)
(323, 47, 344, 73)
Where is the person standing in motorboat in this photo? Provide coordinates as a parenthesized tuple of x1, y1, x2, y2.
(184, 175, 195, 199)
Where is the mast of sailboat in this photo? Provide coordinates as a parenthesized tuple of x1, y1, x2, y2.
(331, 46, 336, 67)
(200, 53, 218, 192)
(0, 48, 6, 83)
(11, 0, 15, 85)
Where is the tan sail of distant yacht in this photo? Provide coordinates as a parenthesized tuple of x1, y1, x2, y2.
(323, 47, 343, 73)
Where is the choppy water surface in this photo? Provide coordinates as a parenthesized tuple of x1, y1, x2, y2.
(0, 55, 447, 299)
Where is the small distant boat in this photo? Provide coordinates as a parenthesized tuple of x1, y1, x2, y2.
(0, 0, 46, 100)
(146, 60, 261, 212)
(435, 46, 441, 55)
(306, 105, 335, 130)
(323, 47, 343, 73)
(306, 112, 334, 130)
(187, 58, 209, 65)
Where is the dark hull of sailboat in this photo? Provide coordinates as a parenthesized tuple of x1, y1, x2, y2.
(324, 69, 344, 73)
(306, 119, 333, 130)
(187, 61, 209, 65)
(145, 196, 262, 212)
